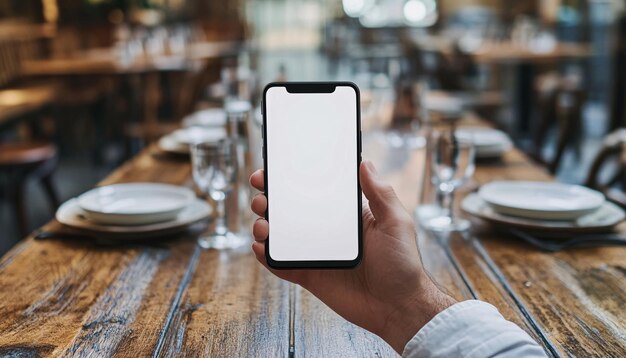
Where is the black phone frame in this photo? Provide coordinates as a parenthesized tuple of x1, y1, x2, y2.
(262, 82, 363, 269)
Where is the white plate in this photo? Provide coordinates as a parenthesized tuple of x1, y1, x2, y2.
(471, 143, 512, 159)
(78, 183, 195, 225)
(462, 193, 624, 233)
(158, 127, 227, 155)
(57, 198, 211, 237)
(225, 99, 252, 114)
(423, 93, 464, 115)
(456, 127, 513, 158)
(171, 127, 226, 145)
(474, 144, 512, 158)
(456, 127, 512, 147)
(158, 134, 189, 154)
(182, 108, 227, 128)
(479, 181, 605, 220)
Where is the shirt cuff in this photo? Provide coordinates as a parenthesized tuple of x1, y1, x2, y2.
(402, 300, 544, 358)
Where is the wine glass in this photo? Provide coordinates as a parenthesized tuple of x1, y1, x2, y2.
(191, 139, 247, 249)
(221, 63, 253, 105)
(424, 131, 475, 232)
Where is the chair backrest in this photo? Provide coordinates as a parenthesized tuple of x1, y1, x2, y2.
(0, 40, 20, 87)
(173, 56, 231, 121)
(585, 129, 626, 208)
(586, 129, 626, 188)
(532, 78, 586, 174)
(0, 36, 46, 88)
(401, 37, 476, 91)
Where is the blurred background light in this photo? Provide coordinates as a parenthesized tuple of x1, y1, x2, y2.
(404, 0, 426, 23)
(403, 0, 437, 26)
(342, 0, 371, 18)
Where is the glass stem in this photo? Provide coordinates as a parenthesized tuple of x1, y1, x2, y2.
(215, 198, 227, 235)
(447, 190, 456, 222)
(440, 188, 455, 222)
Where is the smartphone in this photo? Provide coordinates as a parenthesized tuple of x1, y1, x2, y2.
(262, 82, 362, 269)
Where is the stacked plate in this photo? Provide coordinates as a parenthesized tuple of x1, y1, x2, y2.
(182, 108, 227, 128)
(56, 183, 211, 238)
(158, 126, 226, 155)
(455, 127, 513, 159)
(423, 93, 465, 117)
(462, 181, 625, 233)
(225, 99, 252, 114)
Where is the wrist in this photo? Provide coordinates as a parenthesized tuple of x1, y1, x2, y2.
(380, 280, 456, 354)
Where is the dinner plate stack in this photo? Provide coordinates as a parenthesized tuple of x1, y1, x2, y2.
(455, 127, 513, 159)
(225, 99, 252, 114)
(56, 183, 211, 239)
(182, 108, 227, 128)
(423, 93, 465, 117)
(158, 126, 226, 155)
(462, 181, 625, 233)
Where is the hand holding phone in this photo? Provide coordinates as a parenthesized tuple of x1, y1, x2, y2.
(249, 163, 457, 354)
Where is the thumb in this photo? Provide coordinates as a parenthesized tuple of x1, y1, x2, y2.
(360, 160, 408, 224)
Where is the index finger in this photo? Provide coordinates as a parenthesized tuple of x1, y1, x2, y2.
(249, 169, 265, 191)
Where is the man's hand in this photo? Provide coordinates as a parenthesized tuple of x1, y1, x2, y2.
(249, 160, 456, 354)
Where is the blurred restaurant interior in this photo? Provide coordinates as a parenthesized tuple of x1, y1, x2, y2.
(0, 0, 626, 356)
(0, 0, 625, 251)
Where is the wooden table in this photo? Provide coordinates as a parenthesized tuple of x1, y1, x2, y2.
(466, 42, 590, 65)
(17, 41, 240, 141)
(412, 35, 591, 64)
(412, 35, 592, 134)
(0, 128, 624, 356)
(0, 84, 59, 131)
(20, 42, 240, 77)
(461, 42, 591, 134)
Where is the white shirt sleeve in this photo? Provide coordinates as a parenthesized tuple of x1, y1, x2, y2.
(402, 300, 547, 358)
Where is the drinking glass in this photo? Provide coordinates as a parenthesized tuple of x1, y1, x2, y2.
(221, 64, 253, 104)
(191, 139, 247, 249)
(424, 131, 475, 232)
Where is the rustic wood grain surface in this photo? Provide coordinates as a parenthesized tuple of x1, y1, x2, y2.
(0, 119, 625, 357)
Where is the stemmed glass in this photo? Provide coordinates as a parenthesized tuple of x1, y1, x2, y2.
(191, 139, 247, 249)
(423, 131, 475, 232)
(222, 63, 255, 229)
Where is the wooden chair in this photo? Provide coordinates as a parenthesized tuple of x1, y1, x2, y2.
(1, 34, 113, 156)
(586, 130, 626, 208)
(400, 34, 504, 122)
(531, 76, 585, 174)
(123, 57, 226, 145)
(0, 142, 60, 237)
(0, 84, 61, 239)
(585, 129, 626, 209)
(0, 38, 63, 238)
(4, 75, 117, 166)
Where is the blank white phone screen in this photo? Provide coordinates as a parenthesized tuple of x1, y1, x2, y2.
(266, 85, 359, 261)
